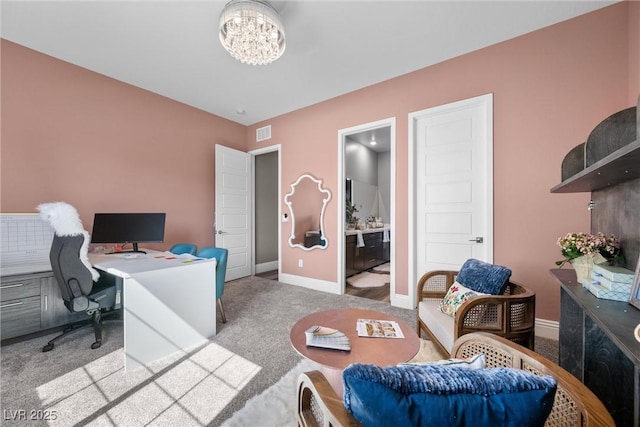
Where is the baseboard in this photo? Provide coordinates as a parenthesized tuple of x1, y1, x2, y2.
(279, 273, 341, 294)
(255, 261, 278, 274)
(535, 318, 559, 340)
(390, 292, 413, 310)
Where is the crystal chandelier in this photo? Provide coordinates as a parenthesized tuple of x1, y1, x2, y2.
(219, 0, 286, 66)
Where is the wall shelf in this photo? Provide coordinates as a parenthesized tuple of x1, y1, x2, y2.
(550, 138, 640, 193)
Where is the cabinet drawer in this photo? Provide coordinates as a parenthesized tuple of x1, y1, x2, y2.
(0, 295, 41, 339)
(0, 278, 41, 302)
(363, 232, 382, 243)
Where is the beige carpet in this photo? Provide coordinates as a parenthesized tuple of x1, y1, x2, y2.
(347, 271, 390, 288)
(223, 339, 443, 426)
(1, 276, 417, 426)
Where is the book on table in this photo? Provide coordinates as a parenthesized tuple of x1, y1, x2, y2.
(356, 318, 405, 338)
(305, 325, 351, 351)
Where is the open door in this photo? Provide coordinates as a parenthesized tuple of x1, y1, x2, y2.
(215, 144, 252, 280)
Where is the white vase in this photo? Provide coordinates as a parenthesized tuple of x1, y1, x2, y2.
(570, 253, 607, 286)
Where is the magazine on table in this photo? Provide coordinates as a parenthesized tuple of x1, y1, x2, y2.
(305, 325, 351, 351)
(356, 318, 405, 338)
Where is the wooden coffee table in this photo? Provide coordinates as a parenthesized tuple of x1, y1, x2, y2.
(290, 308, 420, 395)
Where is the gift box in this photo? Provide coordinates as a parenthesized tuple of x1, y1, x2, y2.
(592, 264, 635, 284)
(591, 272, 633, 292)
(584, 279, 630, 302)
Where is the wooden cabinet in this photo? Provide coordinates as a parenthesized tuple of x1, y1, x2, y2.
(551, 100, 640, 426)
(345, 230, 390, 277)
(1, 273, 45, 339)
(1, 271, 85, 341)
(553, 269, 640, 426)
(346, 235, 357, 277)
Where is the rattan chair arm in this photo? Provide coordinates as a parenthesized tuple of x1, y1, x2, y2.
(453, 282, 536, 343)
(452, 332, 615, 427)
(455, 281, 535, 315)
(417, 270, 457, 299)
(458, 291, 535, 309)
(297, 370, 361, 427)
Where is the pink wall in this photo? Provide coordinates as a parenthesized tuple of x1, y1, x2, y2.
(246, 2, 636, 320)
(629, 0, 640, 105)
(1, 3, 636, 322)
(1, 40, 246, 252)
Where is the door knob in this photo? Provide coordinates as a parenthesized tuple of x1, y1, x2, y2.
(217, 230, 226, 235)
(468, 237, 484, 243)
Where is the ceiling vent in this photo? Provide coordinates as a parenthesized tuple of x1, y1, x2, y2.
(256, 125, 272, 142)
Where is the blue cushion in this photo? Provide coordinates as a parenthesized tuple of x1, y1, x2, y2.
(343, 363, 556, 427)
(456, 258, 512, 295)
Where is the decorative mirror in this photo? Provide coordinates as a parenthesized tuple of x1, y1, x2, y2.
(284, 174, 331, 250)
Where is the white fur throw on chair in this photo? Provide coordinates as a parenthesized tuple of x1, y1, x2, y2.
(37, 202, 100, 282)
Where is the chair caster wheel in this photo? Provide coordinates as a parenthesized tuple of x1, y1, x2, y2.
(42, 343, 54, 352)
(91, 341, 102, 350)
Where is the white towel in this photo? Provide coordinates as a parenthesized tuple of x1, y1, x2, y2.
(383, 228, 390, 243)
(356, 230, 365, 247)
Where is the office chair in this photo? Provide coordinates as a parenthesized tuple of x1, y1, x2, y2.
(43, 234, 121, 351)
(37, 201, 120, 352)
(169, 243, 198, 255)
(196, 247, 229, 323)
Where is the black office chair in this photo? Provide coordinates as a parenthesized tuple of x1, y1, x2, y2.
(43, 234, 121, 352)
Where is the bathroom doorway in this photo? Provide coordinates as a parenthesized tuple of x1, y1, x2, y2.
(338, 118, 396, 304)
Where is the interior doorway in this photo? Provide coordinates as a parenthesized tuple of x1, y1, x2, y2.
(213, 144, 280, 281)
(251, 145, 281, 280)
(338, 118, 396, 304)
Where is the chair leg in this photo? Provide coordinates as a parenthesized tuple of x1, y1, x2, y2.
(42, 321, 90, 352)
(41, 309, 121, 352)
(218, 298, 227, 323)
(91, 310, 103, 349)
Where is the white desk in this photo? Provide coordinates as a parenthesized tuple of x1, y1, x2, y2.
(89, 250, 216, 371)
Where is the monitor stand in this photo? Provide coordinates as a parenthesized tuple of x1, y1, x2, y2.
(106, 243, 147, 254)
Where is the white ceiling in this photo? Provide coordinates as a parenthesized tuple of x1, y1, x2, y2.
(1, 1, 616, 126)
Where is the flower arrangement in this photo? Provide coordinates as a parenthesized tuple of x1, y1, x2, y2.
(555, 232, 622, 267)
(346, 201, 358, 224)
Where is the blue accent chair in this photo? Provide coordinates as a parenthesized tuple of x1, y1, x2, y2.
(197, 247, 229, 323)
(169, 243, 198, 256)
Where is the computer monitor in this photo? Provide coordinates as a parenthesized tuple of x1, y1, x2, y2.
(91, 213, 166, 254)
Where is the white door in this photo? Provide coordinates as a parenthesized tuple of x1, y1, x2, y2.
(410, 94, 493, 288)
(215, 144, 252, 280)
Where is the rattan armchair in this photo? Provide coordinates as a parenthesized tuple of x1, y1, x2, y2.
(296, 332, 615, 427)
(417, 270, 536, 356)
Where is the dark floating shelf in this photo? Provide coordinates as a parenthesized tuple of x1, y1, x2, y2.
(552, 104, 639, 194)
(551, 139, 640, 193)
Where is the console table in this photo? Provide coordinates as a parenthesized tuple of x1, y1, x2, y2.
(551, 268, 640, 426)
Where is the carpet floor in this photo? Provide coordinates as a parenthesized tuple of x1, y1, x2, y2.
(0, 276, 417, 426)
(0, 275, 558, 426)
(221, 339, 443, 426)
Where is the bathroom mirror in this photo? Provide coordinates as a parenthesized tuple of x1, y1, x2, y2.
(350, 179, 379, 219)
(284, 174, 331, 250)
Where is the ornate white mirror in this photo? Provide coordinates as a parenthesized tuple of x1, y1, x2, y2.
(284, 174, 331, 250)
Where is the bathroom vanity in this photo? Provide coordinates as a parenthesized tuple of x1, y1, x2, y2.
(345, 228, 390, 277)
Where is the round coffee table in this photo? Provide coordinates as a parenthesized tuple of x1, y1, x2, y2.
(290, 308, 420, 395)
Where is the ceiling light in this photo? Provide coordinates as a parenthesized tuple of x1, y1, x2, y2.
(219, 0, 286, 66)
(370, 134, 377, 146)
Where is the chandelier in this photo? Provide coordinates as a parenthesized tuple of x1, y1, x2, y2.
(219, 0, 286, 66)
